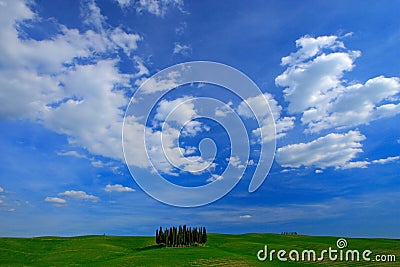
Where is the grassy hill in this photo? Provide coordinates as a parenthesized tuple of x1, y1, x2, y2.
(0, 233, 398, 266)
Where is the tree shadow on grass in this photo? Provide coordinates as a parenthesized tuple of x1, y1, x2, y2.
(133, 244, 164, 252)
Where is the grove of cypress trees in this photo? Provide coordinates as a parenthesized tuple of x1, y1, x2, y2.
(155, 226, 207, 247)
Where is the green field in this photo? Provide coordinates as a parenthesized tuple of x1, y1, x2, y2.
(0, 233, 398, 266)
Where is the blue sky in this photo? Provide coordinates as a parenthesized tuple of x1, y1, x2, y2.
(0, 0, 399, 238)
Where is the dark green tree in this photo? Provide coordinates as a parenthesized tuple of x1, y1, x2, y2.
(203, 227, 207, 244)
(156, 229, 159, 244)
(155, 226, 207, 247)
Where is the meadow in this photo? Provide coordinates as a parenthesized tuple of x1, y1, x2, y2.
(0, 233, 398, 266)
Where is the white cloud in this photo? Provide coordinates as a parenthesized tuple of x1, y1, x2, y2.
(227, 156, 245, 169)
(45, 197, 66, 204)
(281, 35, 345, 66)
(341, 161, 369, 169)
(274, 34, 400, 171)
(276, 46, 359, 114)
(115, 0, 132, 7)
(173, 43, 191, 55)
(57, 151, 87, 159)
(82, 0, 106, 31)
(110, 28, 142, 56)
(237, 93, 274, 119)
(372, 156, 400, 164)
(206, 174, 223, 183)
(125, 116, 202, 175)
(91, 160, 106, 168)
(133, 56, 149, 77)
(140, 70, 181, 94)
(237, 93, 295, 142)
(0, 0, 146, 162)
(276, 35, 400, 133)
(0, 187, 3, 193)
(214, 101, 233, 117)
(239, 215, 252, 219)
(151, 97, 214, 173)
(315, 169, 323, 174)
(331, 156, 399, 169)
(105, 184, 135, 192)
(58, 190, 99, 202)
(135, 0, 184, 17)
(124, 97, 215, 175)
(276, 130, 366, 169)
(58, 151, 117, 170)
(148, 124, 214, 174)
(81, 0, 142, 56)
(115, 0, 185, 16)
(175, 22, 187, 35)
(122, 116, 153, 169)
(41, 60, 128, 160)
(154, 96, 197, 125)
(90, 159, 117, 169)
(305, 76, 400, 133)
(181, 121, 210, 137)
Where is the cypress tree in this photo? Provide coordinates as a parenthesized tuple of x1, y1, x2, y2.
(183, 225, 187, 245)
(172, 227, 175, 247)
(159, 226, 164, 244)
(156, 229, 159, 244)
(173, 227, 177, 247)
(169, 228, 173, 246)
(178, 226, 182, 247)
(203, 227, 207, 244)
(165, 229, 169, 247)
(193, 227, 198, 244)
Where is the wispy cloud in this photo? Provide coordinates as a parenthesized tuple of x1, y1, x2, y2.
(105, 184, 135, 192)
(58, 190, 99, 202)
(206, 174, 223, 183)
(44, 197, 66, 204)
(137, 0, 184, 17)
(81, 0, 107, 31)
(342, 156, 399, 169)
(115, 0, 185, 17)
(173, 42, 191, 56)
(57, 151, 87, 159)
(371, 156, 400, 164)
